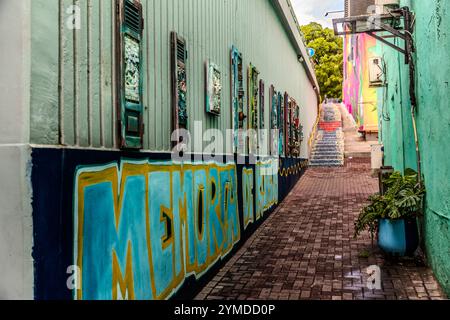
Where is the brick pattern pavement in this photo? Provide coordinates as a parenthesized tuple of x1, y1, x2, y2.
(196, 158, 447, 300)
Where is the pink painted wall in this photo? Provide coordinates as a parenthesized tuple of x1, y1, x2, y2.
(342, 33, 380, 131)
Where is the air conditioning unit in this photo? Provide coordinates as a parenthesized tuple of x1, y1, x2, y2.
(368, 57, 384, 87)
(375, 0, 400, 13)
(346, 0, 375, 17)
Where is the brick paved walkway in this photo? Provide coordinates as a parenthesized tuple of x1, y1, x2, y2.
(196, 159, 447, 300)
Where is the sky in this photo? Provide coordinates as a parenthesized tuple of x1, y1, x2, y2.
(291, 0, 344, 29)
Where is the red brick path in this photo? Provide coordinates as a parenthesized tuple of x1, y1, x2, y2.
(196, 158, 447, 300)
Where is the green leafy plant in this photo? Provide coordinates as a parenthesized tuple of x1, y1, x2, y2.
(300, 22, 343, 100)
(354, 169, 425, 238)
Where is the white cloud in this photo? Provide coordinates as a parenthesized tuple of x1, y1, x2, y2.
(291, 0, 344, 28)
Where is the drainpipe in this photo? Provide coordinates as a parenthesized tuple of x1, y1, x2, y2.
(404, 7, 425, 252)
(404, 7, 422, 185)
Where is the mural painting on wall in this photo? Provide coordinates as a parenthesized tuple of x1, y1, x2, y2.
(74, 161, 240, 300)
(205, 61, 222, 116)
(255, 159, 279, 221)
(231, 47, 246, 154)
(242, 168, 254, 229)
(343, 33, 379, 132)
(242, 158, 279, 229)
(248, 64, 260, 155)
(269, 85, 278, 156)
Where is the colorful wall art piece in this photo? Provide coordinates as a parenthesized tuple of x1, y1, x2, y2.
(205, 61, 222, 115)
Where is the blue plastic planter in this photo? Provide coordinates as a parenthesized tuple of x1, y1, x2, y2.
(378, 218, 419, 256)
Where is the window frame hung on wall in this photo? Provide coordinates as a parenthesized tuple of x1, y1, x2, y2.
(289, 98, 301, 158)
(171, 31, 188, 148)
(278, 92, 285, 157)
(205, 61, 222, 116)
(259, 79, 266, 155)
(230, 46, 245, 154)
(284, 92, 290, 157)
(247, 64, 260, 155)
(116, 0, 145, 149)
(269, 85, 278, 156)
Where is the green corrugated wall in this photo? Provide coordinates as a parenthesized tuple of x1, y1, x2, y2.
(378, 0, 450, 296)
(30, 0, 318, 155)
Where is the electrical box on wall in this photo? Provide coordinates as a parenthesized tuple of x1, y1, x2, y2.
(368, 57, 385, 87)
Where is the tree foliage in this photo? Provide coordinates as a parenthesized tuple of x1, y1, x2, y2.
(354, 169, 425, 238)
(300, 22, 343, 100)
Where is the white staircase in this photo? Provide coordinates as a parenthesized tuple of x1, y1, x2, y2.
(309, 105, 345, 167)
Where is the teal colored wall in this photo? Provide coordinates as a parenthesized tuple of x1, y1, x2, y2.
(378, 0, 450, 296)
(30, 0, 319, 156)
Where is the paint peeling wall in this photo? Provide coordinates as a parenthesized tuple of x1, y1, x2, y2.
(30, 0, 319, 156)
(343, 33, 380, 132)
(376, 0, 450, 295)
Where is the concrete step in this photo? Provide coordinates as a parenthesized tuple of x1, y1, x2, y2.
(310, 155, 343, 160)
(311, 155, 342, 159)
(310, 152, 343, 157)
(312, 146, 342, 150)
(315, 145, 339, 148)
(316, 142, 339, 146)
(310, 159, 344, 163)
(314, 141, 340, 144)
(319, 138, 339, 141)
(312, 150, 341, 154)
(309, 160, 344, 166)
(312, 148, 342, 152)
(311, 150, 342, 155)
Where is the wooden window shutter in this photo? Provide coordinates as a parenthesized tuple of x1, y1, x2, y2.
(284, 92, 290, 157)
(171, 31, 188, 146)
(259, 80, 265, 130)
(269, 85, 278, 156)
(231, 46, 245, 154)
(117, 0, 144, 149)
(278, 92, 284, 157)
(247, 64, 259, 154)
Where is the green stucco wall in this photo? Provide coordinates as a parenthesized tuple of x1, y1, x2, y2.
(378, 0, 450, 296)
(30, 0, 319, 156)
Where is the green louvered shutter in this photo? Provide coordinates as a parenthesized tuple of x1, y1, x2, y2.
(171, 32, 188, 147)
(117, 0, 144, 149)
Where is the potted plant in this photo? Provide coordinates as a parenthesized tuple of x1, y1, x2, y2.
(354, 169, 425, 256)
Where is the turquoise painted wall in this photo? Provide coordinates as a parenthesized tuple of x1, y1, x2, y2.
(378, 0, 450, 295)
(30, 0, 319, 156)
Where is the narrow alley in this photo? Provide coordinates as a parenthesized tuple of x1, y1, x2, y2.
(196, 104, 446, 301)
(197, 157, 446, 300)
(1, 0, 449, 306)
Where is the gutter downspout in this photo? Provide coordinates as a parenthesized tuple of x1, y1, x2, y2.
(404, 7, 422, 185)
